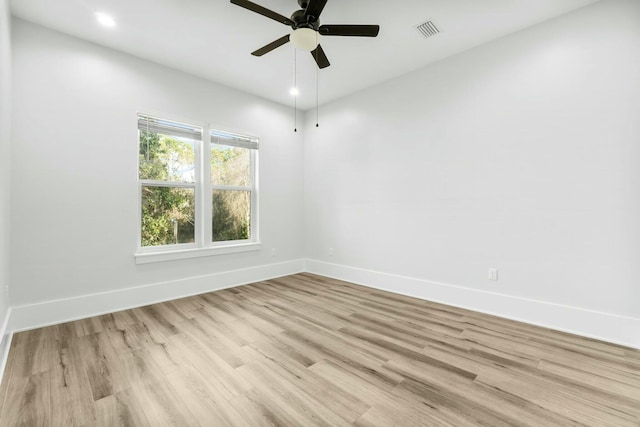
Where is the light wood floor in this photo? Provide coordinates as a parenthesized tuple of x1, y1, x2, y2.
(1, 273, 639, 426)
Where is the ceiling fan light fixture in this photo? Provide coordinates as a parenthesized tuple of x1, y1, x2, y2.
(231, 0, 379, 68)
(290, 28, 319, 51)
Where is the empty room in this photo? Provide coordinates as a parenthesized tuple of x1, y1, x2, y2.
(0, 0, 639, 425)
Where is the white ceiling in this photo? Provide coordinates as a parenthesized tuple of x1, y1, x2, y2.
(11, 0, 599, 110)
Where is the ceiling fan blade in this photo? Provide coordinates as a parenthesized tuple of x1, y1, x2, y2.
(311, 44, 330, 69)
(251, 34, 291, 56)
(230, 0, 294, 26)
(318, 24, 380, 37)
(304, 0, 327, 22)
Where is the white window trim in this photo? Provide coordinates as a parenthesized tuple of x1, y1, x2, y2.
(135, 242, 262, 264)
(135, 112, 260, 264)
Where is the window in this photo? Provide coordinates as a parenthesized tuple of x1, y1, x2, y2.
(210, 130, 258, 243)
(136, 114, 259, 263)
(138, 115, 199, 247)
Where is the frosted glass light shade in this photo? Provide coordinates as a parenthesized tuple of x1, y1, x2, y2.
(291, 28, 319, 51)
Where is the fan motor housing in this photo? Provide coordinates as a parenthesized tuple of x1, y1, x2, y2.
(291, 9, 319, 29)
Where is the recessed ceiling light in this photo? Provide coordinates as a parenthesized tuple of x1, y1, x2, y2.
(289, 87, 300, 96)
(96, 13, 116, 28)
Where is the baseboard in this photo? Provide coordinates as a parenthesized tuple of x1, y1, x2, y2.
(9, 259, 306, 333)
(7, 258, 640, 349)
(306, 259, 640, 349)
(0, 307, 13, 387)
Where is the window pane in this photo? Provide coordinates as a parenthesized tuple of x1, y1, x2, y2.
(139, 131, 195, 183)
(141, 186, 195, 246)
(211, 144, 250, 186)
(212, 190, 251, 242)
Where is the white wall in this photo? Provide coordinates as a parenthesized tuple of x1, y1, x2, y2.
(304, 0, 640, 323)
(0, 0, 11, 326)
(0, 0, 13, 374)
(10, 20, 304, 308)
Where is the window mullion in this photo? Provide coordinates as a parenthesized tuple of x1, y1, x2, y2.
(203, 123, 213, 246)
(251, 148, 259, 243)
(137, 181, 143, 250)
(211, 185, 252, 191)
(194, 133, 204, 248)
(140, 180, 195, 189)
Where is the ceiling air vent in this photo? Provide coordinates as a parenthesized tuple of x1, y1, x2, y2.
(416, 20, 440, 39)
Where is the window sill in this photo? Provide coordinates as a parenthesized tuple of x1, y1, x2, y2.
(135, 242, 262, 264)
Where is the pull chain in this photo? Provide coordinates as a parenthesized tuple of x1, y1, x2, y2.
(315, 47, 319, 128)
(293, 48, 297, 133)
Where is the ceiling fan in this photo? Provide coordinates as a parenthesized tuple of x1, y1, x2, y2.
(230, 0, 380, 69)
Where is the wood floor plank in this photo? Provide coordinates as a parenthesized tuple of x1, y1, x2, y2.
(354, 403, 464, 427)
(0, 372, 51, 425)
(1, 273, 639, 426)
(164, 367, 239, 427)
(246, 341, 369, 422)
(474, 367, 638, 426)
(228, 392, 287, 427)
(238, 360, 352, 427)
(48, 337, 97, 425)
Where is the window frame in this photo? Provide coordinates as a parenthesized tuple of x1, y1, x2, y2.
(135, 112, 260, 264)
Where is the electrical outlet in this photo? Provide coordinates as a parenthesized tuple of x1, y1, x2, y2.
(271, 248, 277, 257)
(488, 268, 498, 281)
(328, 248, 334, 257)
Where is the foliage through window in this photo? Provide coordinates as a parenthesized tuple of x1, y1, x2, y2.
(138, 114, 258, 252)
(211, 130, 257, 242)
